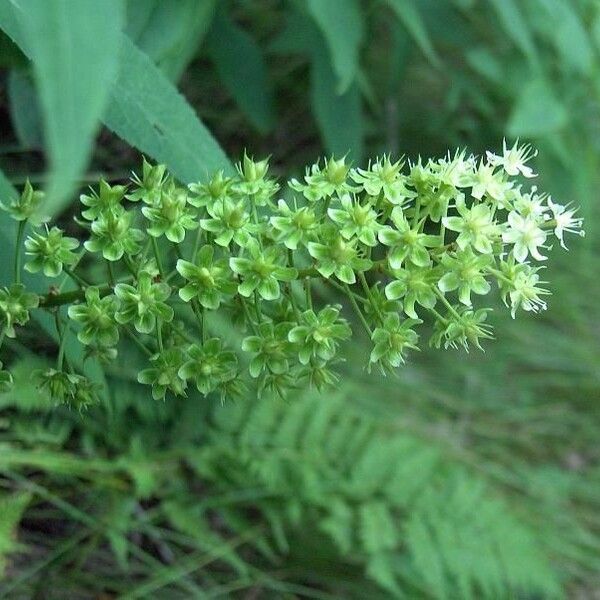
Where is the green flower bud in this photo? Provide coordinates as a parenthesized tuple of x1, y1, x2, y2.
(178, 338, 238, 396)
(230, 242, 297, 301)
(80, 179, 127, 220)
(0, 284, 39, 338)
(138, 348, 187, 400)
(114, 272, 173, 334)
(176, 245, 236, 309)
(68, 286, 119, 347)
(84, 207, 144, 261)
(0, 180, 47, 223)
(288, 306, 351, 365)
(24, 226, 79, 277)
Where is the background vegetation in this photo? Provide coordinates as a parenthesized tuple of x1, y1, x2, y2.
(0, 0, 599, 597)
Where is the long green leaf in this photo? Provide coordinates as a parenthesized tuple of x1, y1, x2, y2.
(126, 0, 216, 81)
(8, 68, 43, 149)
(311, 41, 363, 161)
(386, 0, 440, 67)
(12, 0, 124, 216)
(507, 78, 568, 138)
(0, 1, 231, 188)
(487, 0, 539, 68)
(206, 8, 275, 133)
(306, 0, 363, 93)
(103, 36, 233, 183)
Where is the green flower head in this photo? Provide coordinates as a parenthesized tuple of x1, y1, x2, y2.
(84, 207, 144, 261)
(385, 264, 439, 319)
(0, 284, 39, 338)
(80, 179, 127, 220)
(24, 227, 79, 277)
(200, 198, 253, 247)
(37, 369, 98, 410)
(288, 305, 351, 365)
(308, 226, 372, 284)
(230, 241, 297, 301)
(176, 245, 236, 309)
(350, 155, 416, 205)
(438, 247, 492, 306)
(369, 313, 420, 372)
(138, 348, 187, 400)
(327, 194, 381, 246)
(142, 182, 198, 243)
(289, 155, 357, 202)
(270, 199, 318, 250)
(188, 170, 233, 208)
(178, 338, 238, 396)
(242, 320, 294, 378)
(442, 202, 499, 254)
(67, 286, 119, 347)
(431, 307, 493, 351)
(0, 180, 47, 223)
(378, 207, 439, 268)
(114, 271, 174, 334)
(234, 152, 279, 204)
(128, 157, 169, 203)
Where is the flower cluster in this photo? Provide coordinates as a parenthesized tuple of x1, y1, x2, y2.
(0, 142, 584, 404)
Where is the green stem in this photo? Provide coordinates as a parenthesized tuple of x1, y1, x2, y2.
(358, 271, 384, 322)
(151, 237, 165, 279)
(123, 255, 138, 278)
(125, 326, 153, 357)
(434, 287, 462, 320)
(106, 261, 115, 287)
(305, 278, 313, 311)
(14, 220, 26, 284)
(55, 312, 68, 371)
(156, 320, 164, 352)
(326, 278, 369, 305)
(63, 266, 89, 289)
(239, 296, 258, 335)
(0, 327, 6, 351)
(190, 298, 204, 340)
(343, 283, 372, 336)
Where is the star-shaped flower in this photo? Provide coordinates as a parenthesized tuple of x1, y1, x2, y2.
(114, 272, 173, 334)
(176, 245, 236, 309)
(24, 227, 79, 277)
(229, 241, 297, 301)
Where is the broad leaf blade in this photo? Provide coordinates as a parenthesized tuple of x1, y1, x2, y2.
(507, 78, 568, 138)
(306, 0, 363, 93)
(103, 36, 233, 183)
(206, 8, 275, 133)
(311, 42, 363, 161)
(13, 0, 124, 216)
(126, 0, 216, 81)
(386, 0, 440, 67)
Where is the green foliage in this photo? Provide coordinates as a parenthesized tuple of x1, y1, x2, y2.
(10, 0, 123, 215)
(0, 1, 599, 598)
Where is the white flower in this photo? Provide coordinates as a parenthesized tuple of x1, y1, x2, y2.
(507, 269, 549, 319)
(512, 186, 548, 220)
(502, 212, 547, 262)
(486, 139, 538, 178)
(435, 150, 476, 188)
(547, 198, 585, 249)
(470, 159, 511, 200)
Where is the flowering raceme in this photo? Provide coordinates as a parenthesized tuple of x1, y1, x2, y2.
(0, 143, 585, 405)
